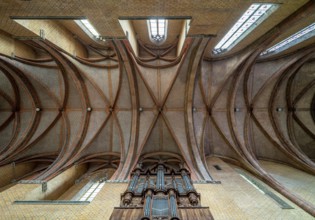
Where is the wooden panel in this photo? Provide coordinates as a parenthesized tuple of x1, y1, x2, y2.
(110, 207, 214, 220)
(179, 207, 214, 220)
(109, 208, 143, 220)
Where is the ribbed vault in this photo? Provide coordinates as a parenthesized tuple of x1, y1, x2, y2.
(0, 0, 314, 217)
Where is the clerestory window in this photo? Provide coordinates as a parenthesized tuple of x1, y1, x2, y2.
(213, 3, 278, 55)
(148, 19, 167, 44)
(75, 19, 100, 39)
(261, 23, 315, 56)
(79, 181, 105, 202)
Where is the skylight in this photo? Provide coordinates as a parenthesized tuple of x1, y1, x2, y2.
(261, 23, 315, 56)
(213, 3, 278, 55)
(75, 19, 100, 38)
(148, 19, 167, 43)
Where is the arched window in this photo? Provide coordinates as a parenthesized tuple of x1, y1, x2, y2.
(148, 19, 167, 44)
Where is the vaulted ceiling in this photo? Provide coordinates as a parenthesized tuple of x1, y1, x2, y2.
(0, 0, 315, 216)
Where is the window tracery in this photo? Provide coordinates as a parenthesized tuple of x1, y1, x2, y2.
(148, 19, 167, 44)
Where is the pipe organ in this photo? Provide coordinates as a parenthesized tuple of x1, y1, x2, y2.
(110, 162, 213, 220)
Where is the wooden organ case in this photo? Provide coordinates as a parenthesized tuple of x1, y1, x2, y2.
(110, 161, 213, 220)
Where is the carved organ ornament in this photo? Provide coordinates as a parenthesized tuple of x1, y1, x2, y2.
(111, 161, 212, 220)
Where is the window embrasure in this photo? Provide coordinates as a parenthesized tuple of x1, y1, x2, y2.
(213, 3, 278, 55)
(261, 22, 315, 56)
(75, 19, 100, 39)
